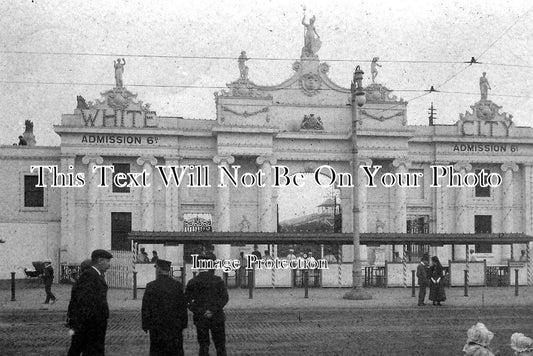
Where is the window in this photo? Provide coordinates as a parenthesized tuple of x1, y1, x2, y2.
(407, 216, 429, 234)
(474, 215, 492, 253)
(406, 216, 429, 261)
(111, 212, 132, 251)
(112, 163, 130, 193)
(183, 213, 212, 263)
(475, 169, 490, 197)
(24, 175, 44, 207)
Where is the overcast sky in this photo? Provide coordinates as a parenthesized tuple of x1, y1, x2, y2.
(0, 0, 531, 146)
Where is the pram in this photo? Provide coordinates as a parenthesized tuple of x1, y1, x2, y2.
(24, 261, 46, 278)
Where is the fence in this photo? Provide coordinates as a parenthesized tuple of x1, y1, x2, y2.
(105, 250, 134, 289)
(59, 250, 134, 289)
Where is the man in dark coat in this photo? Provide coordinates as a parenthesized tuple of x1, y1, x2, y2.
(186, 257, 229, 356)
(42, 259, 56, 304)
(416, 254, 430, 306)
(142, 259, 188, 356)
(66, 249, 113, 356)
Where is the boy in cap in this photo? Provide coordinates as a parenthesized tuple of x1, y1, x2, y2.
(142, 259, 188, 356)
(186, 256, 229, 356)
(67, 249, 113, 356)
(42, 258, 56, 304)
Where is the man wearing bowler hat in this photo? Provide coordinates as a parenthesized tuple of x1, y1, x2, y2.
(186, 256, 229, 356)
(142, 259, 188, 356)
(67, 249, 113, 356)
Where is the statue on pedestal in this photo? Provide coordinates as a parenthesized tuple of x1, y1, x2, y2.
(371, 57, 382, 83)
(238, 51, 249, 80)
(479, 72, 491, 101)
(114, 58, 126, 88)
(301, 9, 321, 58)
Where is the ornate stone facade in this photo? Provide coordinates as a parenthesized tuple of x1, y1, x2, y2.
(1, 28, 532, 281)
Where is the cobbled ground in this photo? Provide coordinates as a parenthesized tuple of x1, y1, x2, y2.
(1, 306, 531, 355)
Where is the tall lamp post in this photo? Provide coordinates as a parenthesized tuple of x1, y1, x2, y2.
(343, 66, 372, 300)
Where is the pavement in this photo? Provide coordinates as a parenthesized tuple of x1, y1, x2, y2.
(1, 283, 532, 311)
(2, 284, 532, 355)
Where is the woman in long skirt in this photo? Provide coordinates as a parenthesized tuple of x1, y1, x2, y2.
(429, 256, 446, 306)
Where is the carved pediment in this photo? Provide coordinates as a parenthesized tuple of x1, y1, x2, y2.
(459, 100, 513, 122)
(364, 83, 404, 103)
(217, 78, 271, 98)
(456, 100, 514, 137)
(74, 87, 157, 128)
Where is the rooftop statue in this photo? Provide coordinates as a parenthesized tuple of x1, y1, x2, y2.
(114, 58, 126, 88)
(479, 72, 491, 101)
(76, 95, 89, 110)
(301, 9, 321, 58)
(238, 51, 249, 80)
(371, 57, 382, 83)
(21, 119, 36, 146)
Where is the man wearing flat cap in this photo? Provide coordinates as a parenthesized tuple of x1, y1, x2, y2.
(142, 259, 188, 356)
(186, 256, 229, 356)
(67, 249, 113, 356)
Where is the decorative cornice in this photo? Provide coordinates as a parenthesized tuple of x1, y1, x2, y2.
(213, 155, 235, 165)
(358, 158, 373, 166)
(81, 155, 103, 165)
(164, 156, 182, 164)
(136, 156, 158, 166)
(256, 156, 277, 166)
(501, 162, 519, 172)
(221, 105, 269, 118)
(453, 162, 473, 172)
(392, 158, 409, 169)
(361, 109, 404, 122)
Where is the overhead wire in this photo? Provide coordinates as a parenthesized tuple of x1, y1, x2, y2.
(370, 5, 533, 114)
(1, 6, 531, 119)
(0, 79, 530, 99)
(0, 49, 532, 68)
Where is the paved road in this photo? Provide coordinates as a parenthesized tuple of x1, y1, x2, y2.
(1, 305, 530, 355)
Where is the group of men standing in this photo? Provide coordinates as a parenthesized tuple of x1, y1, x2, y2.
(66, 250, 229, 356)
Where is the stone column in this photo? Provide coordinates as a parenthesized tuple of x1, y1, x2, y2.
(213, 155, 234, 260)
(256, 156, 277, 232)
(163, 157, 182, 231)
(501, 163, 518, 261)
(163, 156, 183, 264)
(137, 156, 158, 231)
(358, 158, 372, 265)
(434, 162, 452, 258)
(393, 159, 408, 259)
(82, 155, 103, 255)
(523, 164, 533, 285)
(60, 155, 76, 262)
(392, 159, 408, 233)
(454, 162, 472, 260)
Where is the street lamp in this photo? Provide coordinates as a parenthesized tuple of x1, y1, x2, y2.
(343, 65, 372, 300)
